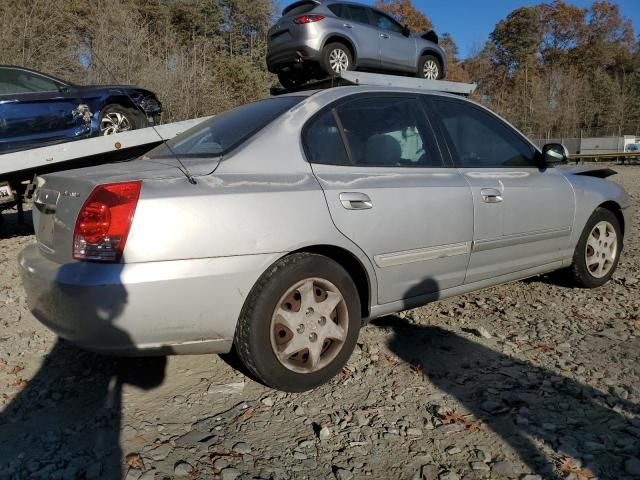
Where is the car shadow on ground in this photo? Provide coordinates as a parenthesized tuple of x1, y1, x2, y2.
(375, 315, 639, 479)
(0, 260, 167, 479)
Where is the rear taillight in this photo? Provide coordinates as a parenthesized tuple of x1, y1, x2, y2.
(293, 14, 325, 24)
(73, 181, 141, 262)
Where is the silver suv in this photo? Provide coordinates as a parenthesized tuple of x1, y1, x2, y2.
(267, 0, 447, 87)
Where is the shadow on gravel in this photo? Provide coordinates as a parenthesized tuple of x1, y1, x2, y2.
(0, 341, 166, 480)
(0, 209, 34, 239)
(0, 261, 167, 479)
(379, 316, 639, 479)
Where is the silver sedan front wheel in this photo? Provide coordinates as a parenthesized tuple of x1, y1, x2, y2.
(585, 221, 618, 278)
(271, 277, 349, 373)
(567, 207, 622, 288)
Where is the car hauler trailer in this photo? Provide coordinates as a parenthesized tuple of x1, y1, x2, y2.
(0, 117, 210, 224)
(1, 71, 477, 226)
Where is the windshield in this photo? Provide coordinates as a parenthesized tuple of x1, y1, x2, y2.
(146, 96, 304, 159)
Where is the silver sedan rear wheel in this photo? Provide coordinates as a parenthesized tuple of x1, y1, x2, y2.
(270, 277, 349, 373)
(585, 221, 618, 278)
(234, 252, 361, 392)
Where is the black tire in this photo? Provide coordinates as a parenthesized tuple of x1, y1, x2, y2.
(234, 252, 361, 392)
(567, 207, 622, 288)
(277, 71, 307, 89)
(99, 104, 141, 136)
(321, 42, 353, 77)
(417, 54, 443, 80)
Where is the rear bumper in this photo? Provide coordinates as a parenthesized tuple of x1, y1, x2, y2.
(267, 45, 322, 73)
(19, 243, 282, 355)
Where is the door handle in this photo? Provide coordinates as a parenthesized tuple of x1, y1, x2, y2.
(480, 188, 503, 203)
(343, 23, 353, 28)
(340, 192, 373, 210)
(380, 33, 390, 39)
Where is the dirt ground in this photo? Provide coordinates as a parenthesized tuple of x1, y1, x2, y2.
(0, 166, 638, 480)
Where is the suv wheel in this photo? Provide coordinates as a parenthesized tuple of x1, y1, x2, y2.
(567, 208, 622, 288)
(418, 54, 442, 80)
(234, 253, 361, 392)
(322, 43, 353, 77)
(278, 71, 307, 89)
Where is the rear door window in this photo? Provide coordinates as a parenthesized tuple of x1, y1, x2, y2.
(327, 4, 346, 18)
(429, 98, 536, 168)
(305, 95, 442, 168)
(304, 110, 350, 165)
(345, 5, 371, 25)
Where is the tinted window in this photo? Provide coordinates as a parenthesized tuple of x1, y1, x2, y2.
(432, 99, 536, 167)
(307, 96, 440, 167)
(305, 110, 349, 165)
(327, 4, 345, 17)
(372, 11, 404, 34)
(346, 6, 371, 25)
(147, 96, 303, 159)
(0, 68, 63, 95)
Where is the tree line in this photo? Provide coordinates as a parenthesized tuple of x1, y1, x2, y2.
(1, 0, 638, 139)
(376, 0, 640, 139)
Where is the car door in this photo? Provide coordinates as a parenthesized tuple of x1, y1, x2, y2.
(0, 67, 87, 153)
(426, 96, 575, 284)
(340, 4, 381, 68)
(370, 9, 417, 72)
(304, 93, 473, 305)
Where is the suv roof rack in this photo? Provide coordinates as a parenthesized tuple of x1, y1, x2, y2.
(271, 71, 477, 97)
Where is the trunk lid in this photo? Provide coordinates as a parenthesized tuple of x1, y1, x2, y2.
(33, 156, 218, 263)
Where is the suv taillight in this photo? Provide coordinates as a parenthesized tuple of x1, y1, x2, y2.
(293, 14, 325, 24)
(73, 181, 141, 262)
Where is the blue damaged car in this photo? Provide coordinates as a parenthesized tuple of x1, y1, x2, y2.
(0, 65, 162, 154)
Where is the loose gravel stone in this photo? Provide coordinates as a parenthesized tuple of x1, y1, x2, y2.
(173, 461, 193, 477)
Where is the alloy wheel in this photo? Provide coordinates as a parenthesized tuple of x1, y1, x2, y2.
(423, 60, 439, 80)
(329, 48, 349, 73)
(270, 277, 348, 374)
(100, 112, 132, 135)
(585, 220, 618, 278)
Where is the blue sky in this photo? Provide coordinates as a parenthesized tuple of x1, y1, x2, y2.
(361, 1, 640, 59)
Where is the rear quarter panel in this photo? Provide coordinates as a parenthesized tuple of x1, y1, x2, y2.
(124, 98, 379, 303)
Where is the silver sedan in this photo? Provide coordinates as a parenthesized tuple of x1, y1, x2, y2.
(19, 86, 630, 391)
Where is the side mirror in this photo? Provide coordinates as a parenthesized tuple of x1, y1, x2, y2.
(541, 143, 568, 166)
(402, 24, 411, 37)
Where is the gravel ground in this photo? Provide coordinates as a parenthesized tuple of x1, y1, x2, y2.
(0, 167, 638, 480)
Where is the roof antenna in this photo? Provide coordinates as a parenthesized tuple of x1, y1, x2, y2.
(85, 36, 197, 185)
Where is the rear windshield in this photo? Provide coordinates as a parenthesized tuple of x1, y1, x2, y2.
(146, 96, 303, 159)
(283, 1, 317, 17)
